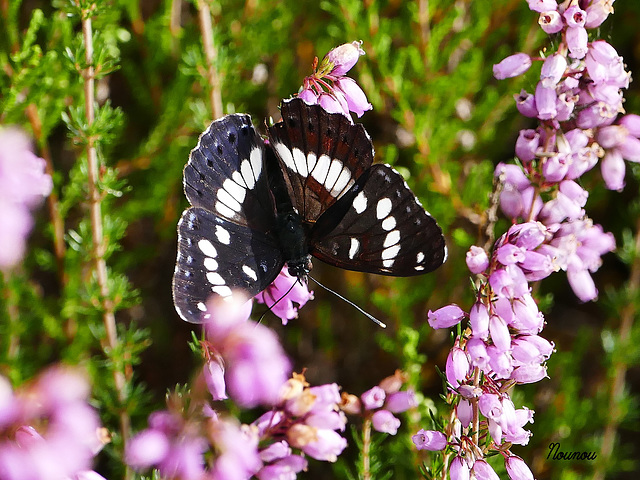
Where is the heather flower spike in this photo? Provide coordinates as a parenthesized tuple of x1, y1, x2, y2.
(298, 41, 372, 119)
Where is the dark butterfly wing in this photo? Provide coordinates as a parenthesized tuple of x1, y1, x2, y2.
(309, 164, 447, 276)
(173, 207, 284, 323)
(183, 113, 275, 231)
(267, 98, 374, 224)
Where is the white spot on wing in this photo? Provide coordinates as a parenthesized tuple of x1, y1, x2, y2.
(215, 202, 235, 218)
(332, 169, 352, 197)
(383, 259, 395, 268)
(325, 159, 343, 195)
(307, 153, 317, 175)
(232, 171, 247, 188)
(242, 265, 258, 281)
(275, 143, 295, 172)
(204, 257, 218, 271)
(197, 302, 207, 311)
(240, 159, 256, 189)
(206, 272, 225, 285)
(416, 252, 425, 263)
(376, 198, 392, 219)
(349, 238, 360, 260)
(223, 178, 246, 204)
(383, 230, 400, 248)
(292, 148, 308, 176)
(212, 285, 232, 297)
(311, 154, 331, 184)
(382, 216, 396, 231)
(415, 265, 425, 271)
(382, 245, 400, 260)
(198, 239, 217, 258)
(217, 188, 242, 212)
(215, 225, 231, 245)
(353, 191, 367, 214)
(250, 147, 263, 183)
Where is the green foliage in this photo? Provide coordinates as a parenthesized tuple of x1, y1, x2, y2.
(1, 0, 640, 479)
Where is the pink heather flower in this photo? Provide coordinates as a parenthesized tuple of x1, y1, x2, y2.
(566, 26, 588, 59)
(323, 41, 365, 76)
(205, 295, 292, 408)
(469, 302, 490, 339)
(384, 390, 417, 413)
(289, 426, 346, 462)
(601, 149, 625, 191)
(472, 459, 500, 480)
(467, 337, 490, 369)
(333, 77, 372, 117)
(126, 429, 171, 468)
(255, 268, 313, 324)
(256, 455, 307, 480)
(211, 420, 261, 480)
(203, 358, 227, 401)
(534, 83, 557, 120)
(466, 246, 489, 273)
(563, 5, 586, 27)
(0, 127, 53, 270)
(446, 347, 470, 388)
(596, 125, 627, 149)
(515, 129, 540, 162)
(619, 135, 640, 163)
(427, 304, 465, 329)
(493, 53, 532, 80)
(489, 314, 511, 352)
(538, 10, 563, 34)
(540, 54, 567, 88)
(511, 364, 548, 383)
(412, 429, 447, 451)
(318, 92, 347, 115)
(505, 455, 535, 480)
(515, 90, 538, 118)
(620, 114, 640, 137)
(585, 0, 614, 29)
(527, 0, 557, 13)
(297, 87, 318, 105)
(450, 456, 471, 480)
(371, 409, 400, 435)
(361, 386, 386, 410)
(457, 398, 474, 427)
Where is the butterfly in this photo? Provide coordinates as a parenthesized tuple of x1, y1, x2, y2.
(172, 98, 446, 323)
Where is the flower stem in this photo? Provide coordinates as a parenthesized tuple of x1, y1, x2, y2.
(81, 12, 131, 478)
(197, 0, 223, 119)
(362, 416, 372, 480)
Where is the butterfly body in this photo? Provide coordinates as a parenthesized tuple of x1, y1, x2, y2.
(173, 98, 446, 323)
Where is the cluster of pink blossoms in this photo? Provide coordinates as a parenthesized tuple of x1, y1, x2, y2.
(0, 127, 52, 270)
(0, 367, 105, 480)
(414, 1, 631, 478)
(297, 40, 373, 119)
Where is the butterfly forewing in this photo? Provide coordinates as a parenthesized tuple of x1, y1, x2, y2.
(310, 164, 447, 276)
(173, 207, 284, 323)
(184, 114, 275, 231)
(268, 98, 374, 224)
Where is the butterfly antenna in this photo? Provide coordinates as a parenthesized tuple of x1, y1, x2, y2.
(257, 278, 301, 324)
(308, 274, 387, 329)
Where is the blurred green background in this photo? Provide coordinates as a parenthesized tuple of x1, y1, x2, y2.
(1, 0, 640, 479)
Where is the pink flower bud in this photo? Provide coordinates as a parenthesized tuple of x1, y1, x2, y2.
(324, 41, 365, 76)
(597, 125, 627, 148)
(563, 5, 586, 27)
(203, 358, 227, 401)
(538, 10, 563, 34)
(515, 129, 540, 162)
(510, 222, 547, 250)
(527, 0, 558, 13)
(473, 460, 500, 480)
(520, 251, 553, 280)
(411, 429, 447, 451)
(125, 429, 170, 468)
(601, 149, 626, 191)
(469, 302, 490, 339)
(457, 399, 473, 427)
(467, 336, 490, 369)
(297, 428, 347, 462)
(361, 386, 385, 410)
(567, 267, 598, 302)
(493, 53, 532, 80)
(333, 77, 372, 117)
(446, 347, 470, 388)
(514, 90, 538, 118)
(505, 455, 535, 480)
(450, 456, 471, 480)
(489, 315, 511, 352)
(556, 92, 577, 121)
(466, 245, 489, 274)
(427, 304, 465, 329)
(298, 88, 318, 105)
(371, 409, 401, 435)
(497, 244, 526, 266)
(487, 345, 514, 379)
(566, 26, 588, 59)
(540, 54, 567, 87)
(541, 153, 569, 183)
(384, 390, 417, 413)
(511, 364, 548, 383)
(534, 83, 557, 120)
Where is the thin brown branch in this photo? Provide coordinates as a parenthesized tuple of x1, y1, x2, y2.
(81, 13, 131, 478)
(197, 0, 223, 119)
(362, 416, 372, 480)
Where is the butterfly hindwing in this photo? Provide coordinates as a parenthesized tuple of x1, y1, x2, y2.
(184, 113, 275, 231)
(173, 207, 284, 323)
(310, 164, 447, 276)
(268, 98, 374, 224)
